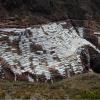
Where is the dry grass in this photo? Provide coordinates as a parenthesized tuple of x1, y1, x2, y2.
(0, 72, 100, 99)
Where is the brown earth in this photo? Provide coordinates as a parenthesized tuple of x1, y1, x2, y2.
(0, 0, 100, 27)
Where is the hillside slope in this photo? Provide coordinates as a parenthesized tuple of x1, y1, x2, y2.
(0, 0, 100, 25)
(0, 22, 100, 82)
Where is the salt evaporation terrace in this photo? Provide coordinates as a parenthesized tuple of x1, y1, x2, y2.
(0, 22, 100, 82)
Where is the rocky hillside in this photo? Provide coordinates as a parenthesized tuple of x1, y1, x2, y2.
(0, 0, 100, 25)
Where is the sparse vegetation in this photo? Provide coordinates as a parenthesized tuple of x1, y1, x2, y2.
(0, 72, 100, 99)
(0, 0, 100, 26)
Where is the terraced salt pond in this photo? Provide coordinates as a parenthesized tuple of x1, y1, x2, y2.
(0, 22, 100, 82)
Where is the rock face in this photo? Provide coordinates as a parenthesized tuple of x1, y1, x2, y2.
(0, 0, 100, 22)
(0, 21, 100, 82)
